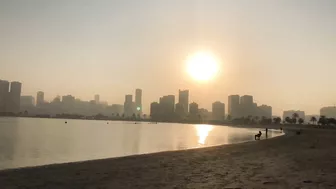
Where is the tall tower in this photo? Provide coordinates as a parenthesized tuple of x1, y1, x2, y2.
(178, 89, 189, 114)
(135, 89, 142, 115)
(8, 81, 22, 113)
(94, 94, 100, 104)
(228, 95, 240, 118)
(124, 94, 133, 117)
(0, 80, 10, 113)
(36, 91, 44, 106)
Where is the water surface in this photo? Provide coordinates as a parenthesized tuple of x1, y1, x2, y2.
(0, 117, 283, 170)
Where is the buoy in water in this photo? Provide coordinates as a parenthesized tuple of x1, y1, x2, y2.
(65, 121, 67, 124)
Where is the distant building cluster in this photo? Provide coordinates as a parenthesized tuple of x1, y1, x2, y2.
(228, 95, 272, 119)
(1, 78, 335, 122)
(123, 89, 142, 118)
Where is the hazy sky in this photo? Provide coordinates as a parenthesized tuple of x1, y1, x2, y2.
(0, 0, 335, 115)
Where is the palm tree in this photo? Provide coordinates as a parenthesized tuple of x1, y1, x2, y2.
(292, 113, 299, 124)
(318, 116, 327, 126)
(310, 116, 317, 125)
(298, 118, 304, 125)
(285, 116, 292, 124)
(273, 117, 281, 124)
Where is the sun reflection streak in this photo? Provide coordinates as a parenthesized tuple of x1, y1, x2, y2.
(195, 124, 214, 145)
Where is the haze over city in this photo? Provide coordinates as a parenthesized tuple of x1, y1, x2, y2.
(1, 0, 335, 115)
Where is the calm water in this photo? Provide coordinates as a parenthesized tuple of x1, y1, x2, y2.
(0, 117, 283, 170)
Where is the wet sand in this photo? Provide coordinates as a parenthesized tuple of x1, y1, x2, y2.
(1, 128, 336, 189)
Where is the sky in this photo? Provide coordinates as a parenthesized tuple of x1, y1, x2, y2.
(0, 0, 335, 116)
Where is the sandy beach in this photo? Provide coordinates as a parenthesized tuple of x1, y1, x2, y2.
(1, 128, 336, 189)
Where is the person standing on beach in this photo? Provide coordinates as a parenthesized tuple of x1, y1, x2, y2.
(266, 128, 268, 138)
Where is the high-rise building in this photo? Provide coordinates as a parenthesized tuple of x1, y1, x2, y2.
(150, 102, 160, 119)
(159, 95, 175, 116)
(36, 91, 44, 106)
(20, 96, 35, 107)
(62, 95, 75, 113)
(228, 95, 240, 118)
(258, 105, 272, 118)
(178, 89, 189, 114)
(240, 95, 253, 105)
(135, 89, 142, 114)
(0, 80, 10, 113)
(124, 94, 133, 117)
(175, 102, 185, 118)
(239, 95, 254, 117)
(212, 101, 225, 121)
(320, 106, 336, 118)
(189, 102, 199, 115)
(94, 94, 100, 104)
(7, 81, 22, 113)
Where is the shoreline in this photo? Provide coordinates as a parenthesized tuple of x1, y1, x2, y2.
(1, 128, 336, 188)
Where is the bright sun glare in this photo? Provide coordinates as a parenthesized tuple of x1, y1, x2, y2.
(186, 51, 219, 81)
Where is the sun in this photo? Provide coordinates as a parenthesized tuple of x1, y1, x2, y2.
(186, 51, 219, 81)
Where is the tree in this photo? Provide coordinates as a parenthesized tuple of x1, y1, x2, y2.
(227, 115, 232, 121)
(285, 117, 292, 124)
(132, 113, 136, 119)
(292, 113, 299, 124)
(298, 118, 304, 125)
(273, 117, 281, 124)
(292, 118, 297, 124)
(310, 116, 317, 125)
(137, 113, 141, 119)
(318, 116, 327, 126)
(328, 118, 336, 125)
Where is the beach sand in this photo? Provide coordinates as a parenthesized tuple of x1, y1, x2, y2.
(1, 128, 336, 189)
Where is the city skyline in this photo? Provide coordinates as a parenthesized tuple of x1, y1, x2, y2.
(1, 0, 336, 115)
(2, 78, 336, 118)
